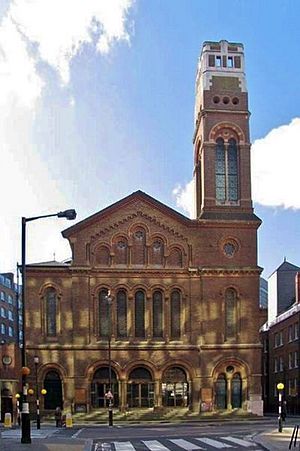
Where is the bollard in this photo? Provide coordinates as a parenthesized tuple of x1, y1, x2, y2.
(65, 412, 73, 428)
(4, 412, 12, 428)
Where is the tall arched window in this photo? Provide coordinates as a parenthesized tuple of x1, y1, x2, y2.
(152, 290, 163, 338)
(45, 288, 57, 337)
(215, 137, 226, 202)
(170, 290, 181, 339)
(151, 239, 164, 266)
(227, 138, 238, 201)
(95, 246, 110, 266)
(225, 288, 238, 340)
(117, 289, 127, 338)
(99, 289, 110, 338)
(215, 137, 239, 202)
(135, 290, 145, 338)
(114, 238, 128, 265)
(132, 228, 146, 265)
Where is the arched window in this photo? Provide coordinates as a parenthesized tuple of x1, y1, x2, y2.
(114, 238, 128, 265)
(227, 138, 238, 201)
(216, 374, 227, 409)
(168, 248, 183, 267)
(151, 239, 164, 266)
(170, 290, 181, 339)
(152, 290, 163, 338)
(45, 288, 57, 337)
(225, 288, 238, 340)
(95, 246, 110, 266)
(132, 228, 146, 265)
(135, 290, 145, 338)
(117, 289, 127, 338)
(162, 367, 189, 407)
(44, 371, 63, 410)
(231, 372, 242, 408)
(215, 137, 239, 202)
(91, 367, 119, 408)
(99, 289, 110, 338)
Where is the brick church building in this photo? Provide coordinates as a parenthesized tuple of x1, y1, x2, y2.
(25, 40, 263, 415)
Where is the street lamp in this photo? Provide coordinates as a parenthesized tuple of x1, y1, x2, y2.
(277, 382, 284, 432)
(105, 290, 113, 427)
(20, 209, 76, 444)
(34, 356, 40, 429)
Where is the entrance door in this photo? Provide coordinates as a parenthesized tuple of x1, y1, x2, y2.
(127, 367, 154, 408)
(1, 389, 13, 422)
(91, 367, 119, 408)
(216, 374, 227, 409)
(231, 373, 242, 408)
(44, 371, 63, 410)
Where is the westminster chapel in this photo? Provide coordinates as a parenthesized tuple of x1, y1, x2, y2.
(25, 40, 264, 415)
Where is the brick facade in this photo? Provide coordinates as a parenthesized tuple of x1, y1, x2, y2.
(25, 40, 263, 415)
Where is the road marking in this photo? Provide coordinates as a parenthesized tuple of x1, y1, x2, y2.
(221, 436, 253, 447)
(143, 440, 171, 451)
(195, 437, 233, 449)
(168, 439, 205, 450)
(72, 428, 84, 438)
(114, 441, 136, 451)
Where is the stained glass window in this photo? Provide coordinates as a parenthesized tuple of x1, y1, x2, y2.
(46, 288, 57, 336)
(99, 289, 110, 338)
(153, 291, 163, 338)
(117, 289, 127, 338)
(135, 290, 145, 338)
(215, 137, 239, 202)
(170, 290, 181, 339)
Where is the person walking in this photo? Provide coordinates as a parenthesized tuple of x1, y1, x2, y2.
(55, 406, 62, 427)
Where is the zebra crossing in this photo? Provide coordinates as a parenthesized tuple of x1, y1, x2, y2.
(96, 436, 262, 451)
(1, 427, 58, 439)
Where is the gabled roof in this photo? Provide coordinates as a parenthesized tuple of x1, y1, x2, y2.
(269, 259, 300, 278)
(27, 260, 70, 267)
(62, 190, 191, 238)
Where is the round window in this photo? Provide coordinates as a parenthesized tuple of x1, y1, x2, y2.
(223, 96, 230, 104)
(223, 241, 237, 257)
(213, 96, 220, 104)
(232, 97, 239, 105)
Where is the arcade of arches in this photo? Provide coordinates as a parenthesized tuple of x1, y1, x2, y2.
(39, 362, 248, 412)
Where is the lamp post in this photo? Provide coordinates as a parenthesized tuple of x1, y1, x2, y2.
(105, 290, 113, 427)
(34, 356, 40, 429)
(20, 209, 76, 444)
(277, 382, 284, 432)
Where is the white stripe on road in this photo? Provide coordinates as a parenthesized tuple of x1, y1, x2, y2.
(221, 436, 254, 447)
(72, 428, 84, 438)
(168, 439, 205, 450)
(195, 437, 233, 448)
(114, 442, 136, 451)
(143, 440, 171, 451)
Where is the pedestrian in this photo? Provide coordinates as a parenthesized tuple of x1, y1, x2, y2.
(282, 400, 287, 422)
(55, 406, 62, 427)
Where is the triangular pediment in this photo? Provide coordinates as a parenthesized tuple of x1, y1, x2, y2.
(62, 190, 191, 240)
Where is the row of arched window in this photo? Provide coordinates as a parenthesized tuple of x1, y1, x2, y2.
(92, 229, 184, 267)
(98, 288, 182, 340)
(43, 286, 239, 341)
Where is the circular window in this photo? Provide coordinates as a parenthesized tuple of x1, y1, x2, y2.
(213, 96, 220, 104)
(223, 96, 230, 105)
(223, 241, 237, 257)
(226, 365, 234, 374)
(232, 97, 239, 105)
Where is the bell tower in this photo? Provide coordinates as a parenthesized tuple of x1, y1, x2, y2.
(193, 40, 254, 220)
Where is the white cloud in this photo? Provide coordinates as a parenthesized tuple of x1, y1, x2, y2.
(173, 118, 300, 216)
(172, 179, 196, 219)
(251, 118, 300, 209)
(0, 0, 134, 272)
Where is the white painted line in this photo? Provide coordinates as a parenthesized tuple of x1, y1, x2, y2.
(114, 441, 136, 451)
(168, 439, 205, 450)
(221, 436, 253, 447)
(142, 440, 171, 451)
(72, 428, 84, 438)
(195, 437, 233, 449)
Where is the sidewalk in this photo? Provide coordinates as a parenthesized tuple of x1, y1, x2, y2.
(0, 437, 92, 451)
(254, 426, 294, 450)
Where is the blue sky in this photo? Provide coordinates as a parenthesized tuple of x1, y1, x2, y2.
(1, 0, 300, 278)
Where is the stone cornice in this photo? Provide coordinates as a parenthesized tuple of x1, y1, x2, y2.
(27, 343, 199, 351)
(199, 266, 263, 276)
(200, 343, 262, 350)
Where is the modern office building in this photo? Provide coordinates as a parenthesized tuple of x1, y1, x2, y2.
(25, 40, 263, 415)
